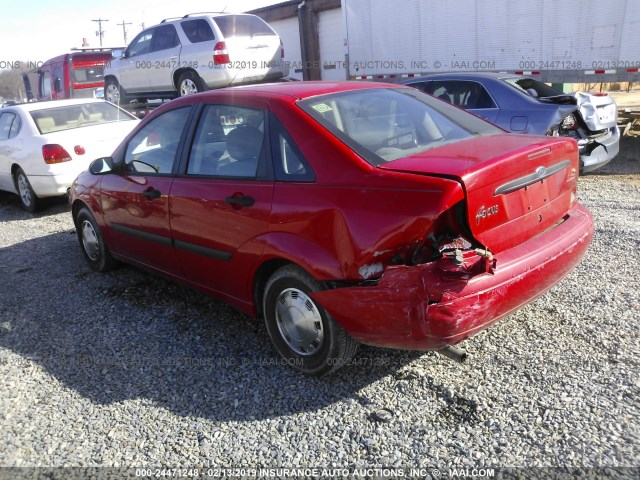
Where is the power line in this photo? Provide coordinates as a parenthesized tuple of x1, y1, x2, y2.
(117, 20, 132, 45)
(92, 18, 109, 46)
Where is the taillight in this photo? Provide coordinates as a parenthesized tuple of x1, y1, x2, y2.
(74, 145, 85, 155)
(213, 41, 230, 65)
(42, 144, 72, 164)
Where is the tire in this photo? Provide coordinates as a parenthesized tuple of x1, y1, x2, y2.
(74, 207, 117, 272)
(104, 77, 127, 105)
(263, 265, 359, 376)
(178, 71, 204, 96)
(14, 167, 39, 212)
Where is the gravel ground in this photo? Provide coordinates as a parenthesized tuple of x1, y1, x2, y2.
(0, 135, 638, 476)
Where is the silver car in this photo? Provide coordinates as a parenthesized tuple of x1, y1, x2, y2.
(104, 13, 288, 104)
(403, 73, 620, 172)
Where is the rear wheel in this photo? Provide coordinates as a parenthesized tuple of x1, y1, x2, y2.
(263, 265, 359, 376)
(14, 167, 38, 212)
(178, 71, 204, 96)
(75, 207, 116, 272)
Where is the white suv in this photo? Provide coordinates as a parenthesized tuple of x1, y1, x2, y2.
(104, 13, 288, 103)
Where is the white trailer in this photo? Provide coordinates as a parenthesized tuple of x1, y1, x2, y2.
(342, 0, 640, 83)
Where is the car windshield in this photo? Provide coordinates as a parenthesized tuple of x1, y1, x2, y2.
(30, 102, 136, 134)
(213, 15, 275, 37)
(298, 88, 503, 166)
(504, 77, 563, 99)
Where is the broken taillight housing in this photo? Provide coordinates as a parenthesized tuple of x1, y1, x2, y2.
(561, 113, 577, 130)
(42, 144, 72, 164)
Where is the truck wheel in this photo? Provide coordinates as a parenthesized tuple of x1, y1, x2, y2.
(263, 265, 359, 376)
(178, 71, 204, 96)
(14, 167, 39, 212)
(105, 78, 127, 105)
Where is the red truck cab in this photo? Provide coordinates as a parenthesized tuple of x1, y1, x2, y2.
(23, 48, 119, 101)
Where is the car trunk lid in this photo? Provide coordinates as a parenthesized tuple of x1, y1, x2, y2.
(379, 134, 579, 253)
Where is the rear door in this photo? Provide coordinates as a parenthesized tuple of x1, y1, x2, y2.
(169, 101, 274, 304)
(101, 106, 193, 273)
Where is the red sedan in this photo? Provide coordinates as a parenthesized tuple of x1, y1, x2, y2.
(70, 82, 594, 375)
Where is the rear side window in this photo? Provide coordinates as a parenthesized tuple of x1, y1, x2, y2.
(0, 112, 20, 140)
(269, 113, 315, 182)
(181, 19, 216, 43)
(414, 81, 496, 109)
(213, 15, 275, 38)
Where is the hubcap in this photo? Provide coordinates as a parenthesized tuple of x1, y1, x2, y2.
(275, 288, 324, 356)
(17, 173, 32, 207)
(106, 84, 120, 103)
(81, 220, 100, 261)
(180, 79, 199, 96)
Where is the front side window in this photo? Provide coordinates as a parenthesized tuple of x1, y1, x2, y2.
(151, 24, 180, 52)
(299, 88, 502, 166)
(127, 31, 153, 58)
(124, 107, 192, 175)
(187, 104, 266, 178)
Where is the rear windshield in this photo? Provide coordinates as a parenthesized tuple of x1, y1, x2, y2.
(30, 102, 136, 134)
(504, 77, 562, 99)
(213, 14, 275, 38)
(73, 65, 105, 84)
(299, 88, 502, 166)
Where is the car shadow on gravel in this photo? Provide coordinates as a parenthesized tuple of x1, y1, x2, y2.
(0, 191, 69, 218)
(0, 230, 476, 423)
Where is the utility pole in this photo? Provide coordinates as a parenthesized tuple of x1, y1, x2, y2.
(117, 20, 132, 45)
(92, 18, 109, 46)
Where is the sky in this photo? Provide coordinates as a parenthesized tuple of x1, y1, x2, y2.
(0, 0, 284, 66)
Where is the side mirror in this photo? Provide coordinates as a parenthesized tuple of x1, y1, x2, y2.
(111, 49, 124, 59)
(89, 157, 114, 175)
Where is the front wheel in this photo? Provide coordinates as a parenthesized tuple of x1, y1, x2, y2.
(178, 71, 204, 96)
(14, 167, 38, 212)
(104, 78, 127, 105)
(263, 265, 359, 376)
(74, 207, 117, 272)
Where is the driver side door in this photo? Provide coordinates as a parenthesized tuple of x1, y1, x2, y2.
(101, 106, 193, 274)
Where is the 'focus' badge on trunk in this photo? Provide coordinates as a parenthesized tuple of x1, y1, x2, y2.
(476, 205, 499, 225)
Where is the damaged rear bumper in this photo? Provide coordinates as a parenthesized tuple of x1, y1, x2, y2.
(312, 203, 594, 350)
(579, 126, 620, 172)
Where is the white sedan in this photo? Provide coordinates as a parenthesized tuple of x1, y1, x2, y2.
(0, 99, 138, 211)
